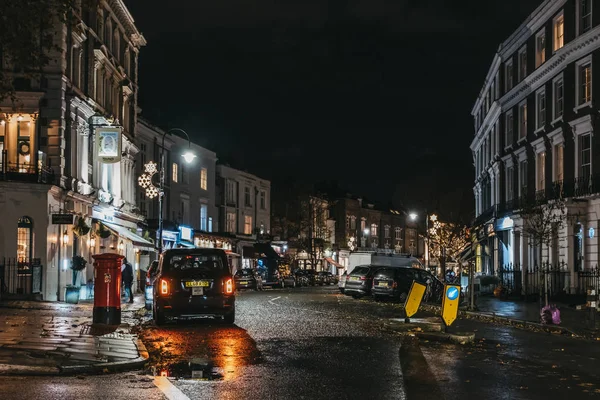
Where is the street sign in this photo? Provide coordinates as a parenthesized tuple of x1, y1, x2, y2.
(404, 280, 426, 318)
(441, 284, 461, 327)
(51, 213, 74, 225)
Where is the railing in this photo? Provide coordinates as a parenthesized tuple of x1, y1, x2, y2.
(0, 257, 43, 296)
(0, 155, 56, 184)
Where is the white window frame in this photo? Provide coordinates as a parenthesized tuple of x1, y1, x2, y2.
(505, 165, 514, 202)
(395, 227, 402, 239)
(569, 116, 593, 180)
(553, 11, 565, 52)
(535, 88, 546, 132)
(505, 59, 514, 92)
(575, 56, 593, 110)
(505, 110, 514, 148)
(371, 223, 378, 236)
(536, 151, 546, 192)
(518, 101, 527, 141)
(244, 215, 253, 235)
(518, 46, 527, 81)
(548, 127, 565, 182)
(518, 160, 528, 199)
(579, 133, 592, 179)
(552, 74, 564, 123)
(226, 212, 236, 233)
(535, 29, 546, 68)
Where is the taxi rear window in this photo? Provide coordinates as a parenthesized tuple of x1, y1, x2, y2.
(166, 254, 226, 271)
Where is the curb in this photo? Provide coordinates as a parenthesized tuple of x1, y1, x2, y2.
(419, 303, 575, 336)
(416, 331, 476, 344)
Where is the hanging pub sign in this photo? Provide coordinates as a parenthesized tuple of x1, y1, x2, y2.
(96, 127, 122, 164)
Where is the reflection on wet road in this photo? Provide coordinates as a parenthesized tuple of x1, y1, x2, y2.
(141, 286, 407, 400)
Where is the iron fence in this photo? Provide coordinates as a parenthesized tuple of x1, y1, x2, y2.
(0, 257, 43, 296)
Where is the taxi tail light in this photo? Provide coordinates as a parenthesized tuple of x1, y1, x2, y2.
(224, 278, 234, 294)
(360, 276, 366, 281)
(160, 279, 169, 295)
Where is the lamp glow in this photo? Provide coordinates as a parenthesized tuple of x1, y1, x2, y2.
(363, 229, 369, 236)
(118, 240, 124, 251)
(90, 236, 96, 247)
(62, 230, 69, 245)
(409, 212, 418, 221)
(182, 151, 196, 164)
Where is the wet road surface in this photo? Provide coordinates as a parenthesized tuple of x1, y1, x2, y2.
(141, 285, 406, 400)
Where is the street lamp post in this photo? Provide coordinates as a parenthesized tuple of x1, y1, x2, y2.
(139, 128, 196, 256)
(409, 210, 430, 270)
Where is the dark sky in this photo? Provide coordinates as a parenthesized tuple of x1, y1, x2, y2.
(124, 0, 542, 220)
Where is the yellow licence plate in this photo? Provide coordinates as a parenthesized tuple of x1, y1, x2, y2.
(185, 281, 210, 288)
(239, 281, 248, 285)
(350, 276, 360, 281)
(378, 282, 389, 287)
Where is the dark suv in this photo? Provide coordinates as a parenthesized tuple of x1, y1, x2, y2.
(153, 248, 235, 325)
(371, 267, 443, 303)
(344, 265, 382, 298)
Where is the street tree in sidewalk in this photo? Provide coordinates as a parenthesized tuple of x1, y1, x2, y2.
(0, 0, 98, 104)
(428, 216, 470, 274)
(519, 196, 567, 307)
(297, 195, 335, 271)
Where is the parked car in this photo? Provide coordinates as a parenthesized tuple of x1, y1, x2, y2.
(294, 270, 309, 287)
(304, 269, 318, 286)
(317, 271, 331, 285)
(344, 265, 382, 298)
(234, 268, 263, 291)
(338, 272, 348, 293)
(371, 267, 443, 303)
(144, 260, 159, 310)
(282, 274, 297, 288)
(152, 248, 236, 325)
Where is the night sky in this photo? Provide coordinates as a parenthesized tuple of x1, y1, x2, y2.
(124, 0, 542, 220)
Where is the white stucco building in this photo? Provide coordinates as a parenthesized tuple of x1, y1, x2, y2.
(0, 0, 148, 301)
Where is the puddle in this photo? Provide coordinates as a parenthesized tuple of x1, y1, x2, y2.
(152, 358, 224, 381)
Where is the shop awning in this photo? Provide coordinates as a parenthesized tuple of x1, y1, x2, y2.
(324, 257, 345, 269)
(254, 242, 280, 259)
(103, 222, 155, 251)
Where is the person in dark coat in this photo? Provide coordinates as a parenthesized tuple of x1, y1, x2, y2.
(121, 257, 134, 304)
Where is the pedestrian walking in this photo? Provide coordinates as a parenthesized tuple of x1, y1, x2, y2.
(121, 258, 134, 304)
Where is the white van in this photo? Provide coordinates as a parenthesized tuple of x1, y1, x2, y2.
(346, 251, 423, 275)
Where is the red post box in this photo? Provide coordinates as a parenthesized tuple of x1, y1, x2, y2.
(92, 253, 124, 325)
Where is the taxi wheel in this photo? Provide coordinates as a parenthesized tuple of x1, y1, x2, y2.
(153, 306, 165, 326)
(224, 310, 235, 324)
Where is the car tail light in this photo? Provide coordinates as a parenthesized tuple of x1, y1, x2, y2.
(392, 281, 398, 289)
(360, 276, 366, 281)
(224, 278, 233, 294)
(160, 279, 169, 295)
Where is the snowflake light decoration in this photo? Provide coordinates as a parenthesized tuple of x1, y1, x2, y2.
(138, 161, 160, 199)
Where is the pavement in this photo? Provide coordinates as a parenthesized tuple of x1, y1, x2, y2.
(0, 294, 149, 375)
(420, 294, 600, 339)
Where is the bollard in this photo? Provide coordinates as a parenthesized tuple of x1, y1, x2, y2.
(92, 253, 124, 325)
(587, 287, 597, 330)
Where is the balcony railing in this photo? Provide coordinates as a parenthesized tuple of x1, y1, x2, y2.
(0, 158, 56, 185)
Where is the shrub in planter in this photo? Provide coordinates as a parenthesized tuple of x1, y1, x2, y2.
(96, 223, 111, 239)
(73, 217, 91, 237)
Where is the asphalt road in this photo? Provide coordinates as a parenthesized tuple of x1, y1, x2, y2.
(3, 286, 600, 399)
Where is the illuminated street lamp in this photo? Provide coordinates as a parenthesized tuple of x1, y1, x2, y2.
(62, 230, 69, 245)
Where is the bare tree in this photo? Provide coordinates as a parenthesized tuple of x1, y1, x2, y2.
(428, 217, 470, 273)
(297, 195, 334, 270)
(519, 197, 567, 306)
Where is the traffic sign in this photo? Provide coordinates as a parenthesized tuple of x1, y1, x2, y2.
(441, 284, 461, 327)
(404, 280, 426, 318)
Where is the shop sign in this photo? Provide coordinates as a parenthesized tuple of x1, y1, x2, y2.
(96, 127, 122, 164)
(162, 230, 178, 242)
(51, 213, 74, 224)
(180, 226, 193, 242)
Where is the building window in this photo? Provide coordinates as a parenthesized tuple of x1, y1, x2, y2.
(244, 215, 253, 235)
(553, 12, 564, 51)
(553, 76, 564, 119)
(181, 198, 190, 225)
(244, 187, 251, 207)
(208, 217, 213, 233)
(360, 218, 366, 232)
(519, 160, 528, 198)
(506, 166, 514, 201)
(371, 224, 378, 236)
(200, 204, 208, 231)
(580, 134, 592, 179)
(200, 168, 207, 190)
(226, 180, 235, 204)
(580, 0, 592, 34)
(537, 152, 546, 191)
(172, 162, 178, 183)
(505, 110, 514, 147)
(350, 216, 356, 230)
(17, 216, 33, 262)
(260, 191, 266, 210)
(518, 102, 527, 140)
(226, 212, 236, 233)
(384, 225, 390, 238)
(505, 60, 514, 92)
(578, 62, 592, 105)
(345, 215, 351, 229)
(554, 144, 564, 182)
(395, 227, 402, 239)
(518, 46, 527, 81)
(536, 89, 546, 129)
(535, 30, 546, 68)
